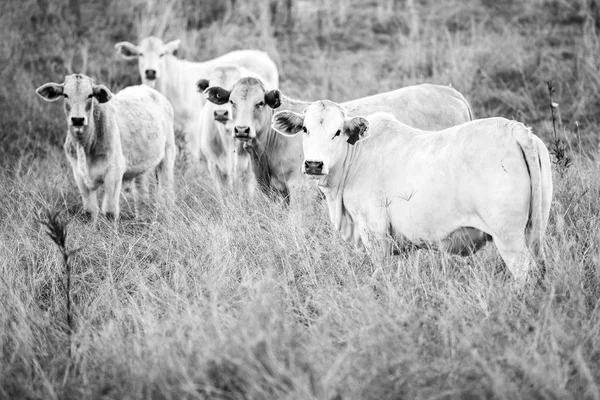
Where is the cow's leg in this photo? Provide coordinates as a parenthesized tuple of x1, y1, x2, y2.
(492, 233, 534, 284)
(156, 140, 176, 210)
(206, 160, 225, 193)
(134, 172, 150, 217)
(73, 171, 99, 220)
(183, 118, 203, 175)
(357, 216, 392, 266)
(101, 170, 123, 221)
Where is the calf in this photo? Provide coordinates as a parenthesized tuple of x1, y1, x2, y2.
(115, 37, 279, 172)
(36, 74, 175, 220)
(273, 102, 553, 282)
(195, 65, 276, 194)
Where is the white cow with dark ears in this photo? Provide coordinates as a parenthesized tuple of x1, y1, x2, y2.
(36, 74, 176, 221)
(273, 101, 553, 283)
(115, 37, 279, 173)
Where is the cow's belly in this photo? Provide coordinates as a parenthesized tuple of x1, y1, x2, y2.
(388, 200, 486, 248)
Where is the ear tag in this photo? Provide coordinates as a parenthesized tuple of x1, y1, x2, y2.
(347, 133, 360, 145)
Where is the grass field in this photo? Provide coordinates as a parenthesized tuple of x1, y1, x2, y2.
(1, 0, 600, 399)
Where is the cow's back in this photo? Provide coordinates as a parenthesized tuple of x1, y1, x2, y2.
(343, 84, 472, 131)
(112, 85, 173, 174)
(206, 50, 279, 89)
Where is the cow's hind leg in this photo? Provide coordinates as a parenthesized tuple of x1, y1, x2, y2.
(156, 143, 176, 212)
(134, 172, 150, 217)
(492, 233, 534, 284)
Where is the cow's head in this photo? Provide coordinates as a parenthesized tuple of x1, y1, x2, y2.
(36, 74, 112, 138)
(205, 77, 281, 141)
(272, 100, 369, 177)
(115, 36, 180, 88)
(197, 66, 243, 126)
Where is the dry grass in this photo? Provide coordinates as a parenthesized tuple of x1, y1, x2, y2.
(1, 0, 600, 399)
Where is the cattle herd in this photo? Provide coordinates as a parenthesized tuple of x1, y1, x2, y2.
(36, 36, 554, 283)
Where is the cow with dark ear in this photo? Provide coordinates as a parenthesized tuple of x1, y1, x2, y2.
(196, 79, 210, 93)
(343, 116, 369, 145)
(272, 110, 304, 137)
(265, 89, 282, 109)
(205, 86, 231, 105)
(93, 84, 113, 103)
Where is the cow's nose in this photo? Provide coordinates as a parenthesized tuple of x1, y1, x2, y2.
(71, 117, 85, 127)
(214, 110, 229, 122)
(234, 126, 251, 138)
(145, 69, 157, 80)
(304, 160, 324, 175)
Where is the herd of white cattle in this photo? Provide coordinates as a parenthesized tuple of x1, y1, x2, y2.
(36, 36, 554, 283)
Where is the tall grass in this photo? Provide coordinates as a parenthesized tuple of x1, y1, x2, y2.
(1, 0, 600, 398)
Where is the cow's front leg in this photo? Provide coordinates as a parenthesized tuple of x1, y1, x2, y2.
(73, 170, 99, 221)
(102, 169, 124, 221)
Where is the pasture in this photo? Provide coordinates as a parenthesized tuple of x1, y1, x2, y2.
(1, 0, 600, 399)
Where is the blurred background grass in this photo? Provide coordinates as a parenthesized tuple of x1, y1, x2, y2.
(2, 0, 600, 165)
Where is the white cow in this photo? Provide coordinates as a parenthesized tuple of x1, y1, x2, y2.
(273, 101, 553, 282)
(36, 74, 176, 221)
(114, 36, 279, 172)
(195, 65, 276, 193)
(205, 80, 473, 203)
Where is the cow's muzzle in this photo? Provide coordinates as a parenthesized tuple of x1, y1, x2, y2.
(234, 125, 253, 140)
(71, 117, 86, 127)
(304, 160, 325, 176)
(214, 110, 229, 124)
(145, 69, 157, 80)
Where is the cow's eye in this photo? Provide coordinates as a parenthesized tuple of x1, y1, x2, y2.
(302, 126, 307, 134)
(255, 101, 264, 108)
(87, 94, 94, 99)
(230, 100, 235, 106)
(63, 94, 69, 99)
(332, 129, 341, 139)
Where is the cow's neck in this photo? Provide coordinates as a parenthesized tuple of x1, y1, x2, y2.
(319, 144, 360, 233)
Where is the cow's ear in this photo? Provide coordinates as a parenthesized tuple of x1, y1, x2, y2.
(93, 84, 113, 103)
(272, 111, 304, 137)
(115, 42, 140, 59)
(164, 39, 180, 55)
(205, 86, 230, 105)
(196, 79, 210, 93)
(36, 83, 64, 102)
(343, 116, 369, 145)
(264, 89, 281, 109)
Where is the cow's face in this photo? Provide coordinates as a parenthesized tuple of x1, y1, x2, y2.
(36, 74, 112, 136)
(272, 100, 369, 177)
(205, 77, 281, 141)
(115, 36, 180, 88)
(197, 66, 243, 128)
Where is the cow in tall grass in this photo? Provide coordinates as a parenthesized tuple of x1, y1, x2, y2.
(273, 102, 553, 283)
(205, 79, 473, 204)
(36, 74, 175, 221)
(115, 37, 279, 172)
(195, 65, 277, 193)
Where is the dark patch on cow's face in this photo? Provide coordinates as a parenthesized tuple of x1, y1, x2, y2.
(205, 86, 230, 105)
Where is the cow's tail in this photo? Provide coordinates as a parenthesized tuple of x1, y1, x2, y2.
(512, 122, 544, 261)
